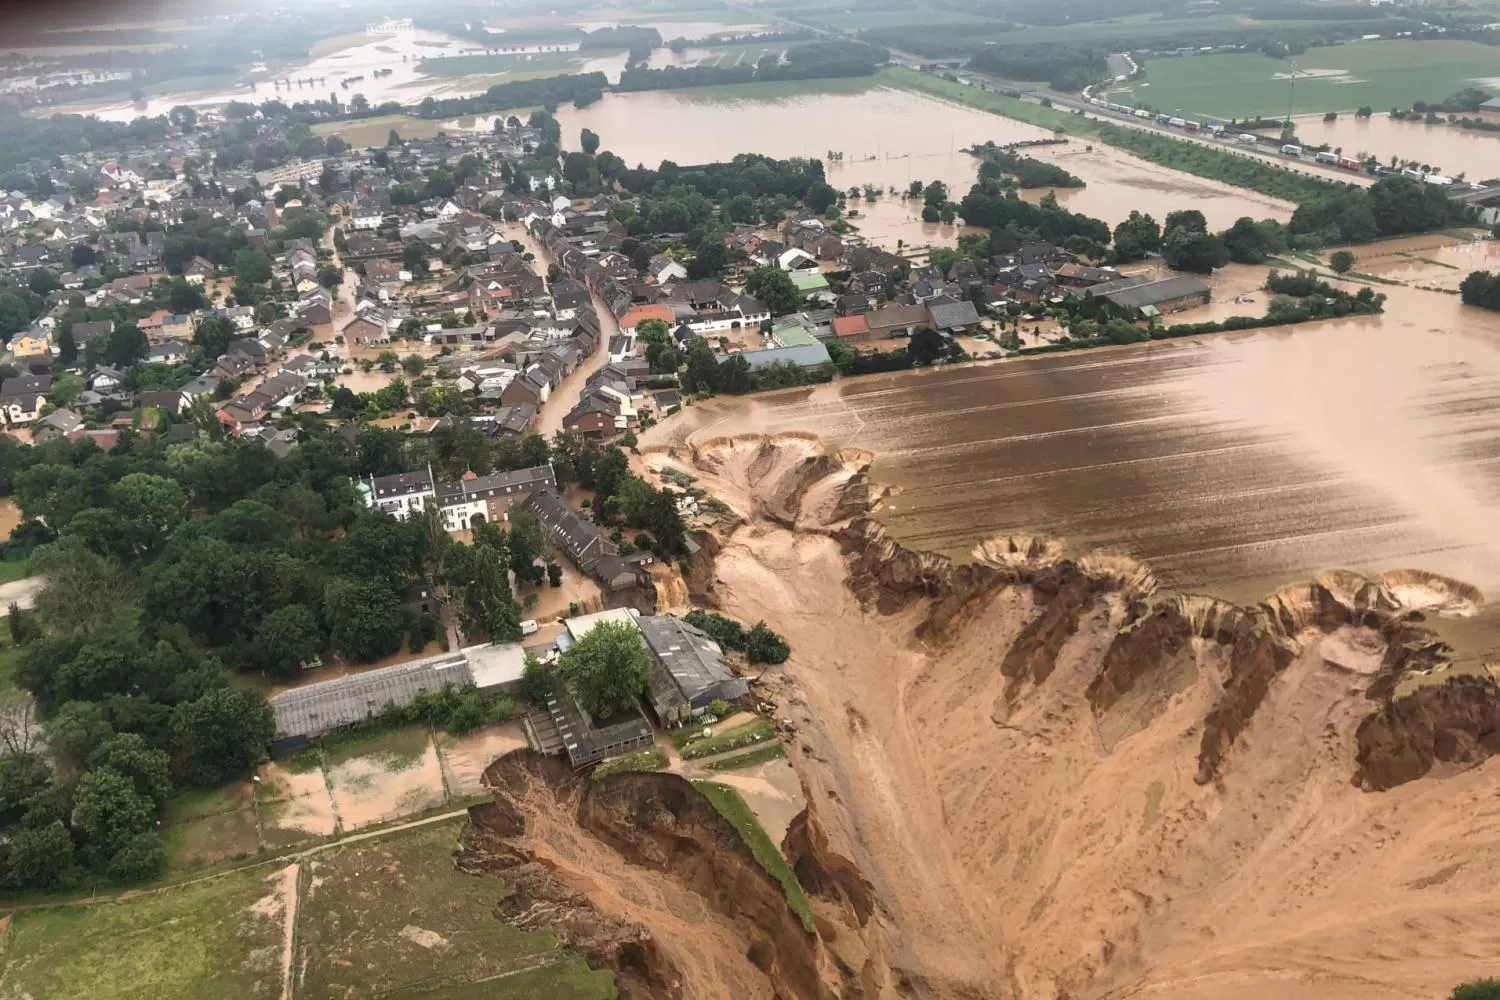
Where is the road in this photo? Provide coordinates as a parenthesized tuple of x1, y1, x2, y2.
(503, 223, 617, 438)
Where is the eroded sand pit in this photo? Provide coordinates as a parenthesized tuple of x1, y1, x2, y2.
(595, 436, 1500, 1000)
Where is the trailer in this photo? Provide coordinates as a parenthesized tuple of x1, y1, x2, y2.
(1314, 151, 1339, 165)
(1238, 133, 1259, 144)
(1336, 156, 1362, 171)
(1168, 116, 1187, 128)
(1280, 144, 1303, 156)
(1155, 114, 1171, 125)
(1182, 121, 1201, 133)
(1133, 108, 1150, 118)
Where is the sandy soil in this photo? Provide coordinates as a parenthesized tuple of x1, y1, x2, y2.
(654, 435, 1500, 1000)
(438, 723, 528, 797)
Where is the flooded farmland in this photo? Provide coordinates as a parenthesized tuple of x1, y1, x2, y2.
(648, 255, 1500, 662)
(555, 87, 1296, 239)
(1289, 113, 1500, 181)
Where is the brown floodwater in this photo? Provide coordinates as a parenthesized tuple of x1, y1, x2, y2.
(555, 87, 1296, 242)
(649, 253, 1500, 661)
(1290, 113, 1500, 181)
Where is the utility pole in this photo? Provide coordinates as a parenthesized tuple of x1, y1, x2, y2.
(1285, 60, 1298, 134)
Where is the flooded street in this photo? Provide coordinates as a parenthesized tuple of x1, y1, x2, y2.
(558, 87, 1295, 239)
(1290, 113, 1500, 180)
(649, 258, 1500, 661)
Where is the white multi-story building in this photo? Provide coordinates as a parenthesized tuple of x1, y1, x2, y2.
(358, 469, 436, 520)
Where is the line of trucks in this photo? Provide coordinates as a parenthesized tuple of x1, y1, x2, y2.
(1081, 97, 1369, 172)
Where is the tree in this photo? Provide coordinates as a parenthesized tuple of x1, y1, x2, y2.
(232, 247, 272, 285)
(908, 326, 945, 366)
(518, 654, 553, 707)
(1112, 211, 1160, 262)
(556, 619, 652, 719)
(1461, 271, 1500, 310)
(317, 264, 343, 288)
(113, 473, 187, 547)
(401, 353, 426, 377)
(73, 767, 155, 868)
(172, 687, 274, 785)
(507, 508, 546, 587)
(47, 700, 114, 772)
(88, 732, 171, 810)
(1330, 250, 1355, 274)
(6, 822, 75, 889)
(194, 315, 237, 359)
(252, 605, 323, 679)
(580, 128, 600, 155)
(168, 280, 204, 314)
(324, 577, 405, 662)
(689, 236, 728, 280)
(1162, 227, 1229, 274)
(743, 266, 801, 317)
(1163, 209, 1208, 235)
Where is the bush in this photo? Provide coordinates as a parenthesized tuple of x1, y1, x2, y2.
(708, 698, 730, 717)
(547, 563, 563, 587)
(1454, 981, 1500, 1000)
(1330, 250, 1355, 273)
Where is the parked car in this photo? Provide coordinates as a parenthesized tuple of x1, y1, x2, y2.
(520, 619, 539, 636)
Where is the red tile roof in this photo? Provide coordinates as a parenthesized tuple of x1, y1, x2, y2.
(832, 314, 870, 339)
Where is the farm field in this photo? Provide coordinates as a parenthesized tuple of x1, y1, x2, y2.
(679, 41, 791, 67)
(312, 113, 455, 148)
(0, 865, 291, 1000)
(797, 5, 1006, 30)
(1117, 39, 1500, 120)
(296, 821, 615, 1000)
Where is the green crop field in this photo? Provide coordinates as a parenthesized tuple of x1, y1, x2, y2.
(1118, 39, 1500, 120)
(799, 6, 1005, 30)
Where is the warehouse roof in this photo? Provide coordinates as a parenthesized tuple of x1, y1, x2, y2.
(271, 654, 472, 741)
(638, 615, 749, 719)
(1089, 275, 1211, 310)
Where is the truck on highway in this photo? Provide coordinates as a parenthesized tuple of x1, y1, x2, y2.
(1133, 108, 1150, 118)
(1168, 116, 1186, 128)
(1336, 156, 1363, 171)
(1238, 133, 1259, 144)
(1155, 114, 1171, 125)
(1280, 144, 1303, 156)
(1314, 151, 1339, 165)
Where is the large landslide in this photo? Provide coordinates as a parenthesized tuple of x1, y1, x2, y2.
(636, 435, 1500, 1000)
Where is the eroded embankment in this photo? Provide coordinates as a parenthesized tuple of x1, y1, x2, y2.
(457, 750, 878, 1000)
(659, 435, 1500, 1000)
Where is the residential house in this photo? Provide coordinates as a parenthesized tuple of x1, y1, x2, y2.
(69, 319, 113, 351)
(777, 247, 819, 275)
(0, 388, 42, 426)
(926, 298, 982, 334)
(147, 340, 190, 365)
(31, 407, 81, 443)
(8, 328, 51, 358)
(864, 303, 929, 339)
(295, 287, 334, 327)
(499, 370, 550, 407)
(138, 389, 184, 415)
(178, 374, 220, 408)
(646, 254, 687, 284)
(831, 313, 874, 343)
(184, 256, 216, 284)
(525, 488, 651, 591)
(358, 469, 437, 520)
(88, 366, 126, 392)
(342, 311, 391, 346)
(434, 463, 558, 532)
(1054, 263, 1120, 288)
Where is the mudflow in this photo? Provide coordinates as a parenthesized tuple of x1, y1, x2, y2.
(459, 435, 1500, 1000)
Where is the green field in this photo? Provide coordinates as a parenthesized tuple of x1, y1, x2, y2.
(0, 867, 290, 1000)
(799, 5, 1004, 30)
(298, 821, 615, 999)
(416, 51, 582, 79)
(1119, 39, 1500, 120)
(681, 41, 790, 68)
(702, 743, 787, 771)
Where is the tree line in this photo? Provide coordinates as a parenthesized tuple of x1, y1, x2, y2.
(617, 41, 887, 92)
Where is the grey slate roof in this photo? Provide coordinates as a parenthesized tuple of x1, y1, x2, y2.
(1091, 275, 1211, 310)
(638, 615, 749, 720)
(926, 299, 981, 331)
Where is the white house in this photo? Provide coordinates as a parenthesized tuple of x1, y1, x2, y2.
(778, 247, 819, 275)
(358, 469, 436, 520)
(648, 254, 687, 284)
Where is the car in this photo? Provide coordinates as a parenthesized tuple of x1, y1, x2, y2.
(520, 619, 539, 636)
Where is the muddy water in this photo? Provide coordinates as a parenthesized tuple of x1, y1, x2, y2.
(1290, 113, 1500, 181)
(652, 268, 1500, 661)
(556, 88, 1294, 240)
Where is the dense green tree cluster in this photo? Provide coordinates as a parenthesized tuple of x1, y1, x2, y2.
(578, 25, 662, 50)
(683, 610, 792, 664)
(1460, 271, 1500, 310)
(415, 73, 610, 119)
(975, 145, 1085, 189)
(966, 43, 1109, 91)
(557, 619, 653, 720)
(958, 182, 1111, 247)
(554, 437, 689, 558)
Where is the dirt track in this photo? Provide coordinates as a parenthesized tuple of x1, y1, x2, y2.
(642, 435, 1500, 1000)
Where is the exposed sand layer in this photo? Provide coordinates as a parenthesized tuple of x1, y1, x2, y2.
(603, 435, 1500, 1000)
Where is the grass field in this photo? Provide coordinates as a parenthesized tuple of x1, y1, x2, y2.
(415, 51, 582, 79)
(1121, 39, 1500, 120)
(679, 719, 776, 760)
(673, 75, 878, 102)
(799, 6, 1004, 30)
(681, 41, 789, 68)
(297, 820, 616, 999)
(703, 743, 787, 771)
(694, 781, 815, 932)
(593, 747, 669, 776)
(878, 67, 1084, 132)
(312, 113, 454, 148)
(0, 635, 22, 695)
(0, 559, 30, 584)
(0, 867, 290, 1000)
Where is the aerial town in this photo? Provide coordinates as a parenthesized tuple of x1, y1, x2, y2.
(5, 2, 1500, 999)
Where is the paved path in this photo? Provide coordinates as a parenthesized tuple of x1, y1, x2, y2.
(0, 576, 43, 614)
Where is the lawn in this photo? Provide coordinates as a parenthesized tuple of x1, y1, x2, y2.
(161, 783, 260, 870)
(321, 722, 431, 768)
(0, 558, 30, 584)
(312, 113, 452, 149)
(679, 719, 777, 760)
(693, 781, 815, 932)
(702, 743, 787, 771)
(415, 51, 582, 79)
(296, 820, 615, 999)
(1121, 39, 1500, 121)
(0, 867, 290, 1000)
(593, 747, 669, 777)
